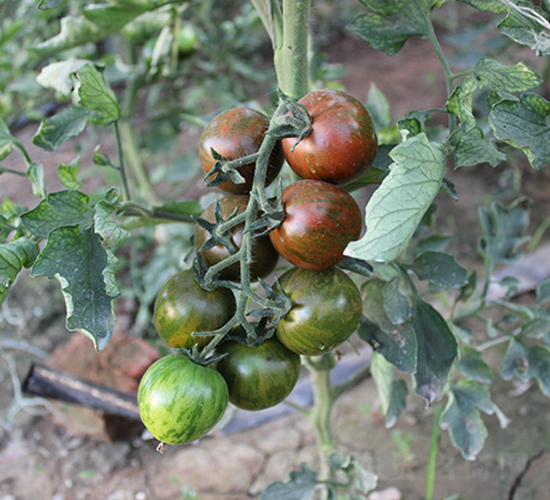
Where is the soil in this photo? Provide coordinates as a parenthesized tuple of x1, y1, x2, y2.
(2, 8, 550, 500)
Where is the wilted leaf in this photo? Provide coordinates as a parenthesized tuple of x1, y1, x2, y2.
(453, 127, 506, 168)
(57, 157, 83, 191)
(498, 4, 550, 56)
(474, 57, 542, 93)
(33, 106, 90, 151)
(0, 238, 40, 305)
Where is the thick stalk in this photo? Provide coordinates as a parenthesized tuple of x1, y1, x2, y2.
(274, 0, 311, 99)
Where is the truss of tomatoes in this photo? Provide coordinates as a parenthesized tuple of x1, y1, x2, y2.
(138, 89, 377, 446)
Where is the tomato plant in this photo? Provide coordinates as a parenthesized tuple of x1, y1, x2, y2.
(269, 179, 362, 270)
(199, 107, 284, 194)
(153, 270, 236, 349)
(275, 266, 363, 356)
(282, 89, 378, 185)
(138, 354, 229, 445)
(194, 194, 279, 281)
(215, 336, 301, 411)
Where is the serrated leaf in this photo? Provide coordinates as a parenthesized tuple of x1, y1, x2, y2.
(371, 352, 408, 428)
(458, 0, 508, 13)
(457, 346, 493, 383)
(72, 64, 120, 126)
(33, 106, 90, 151)
(30, 225, 118, 351)
(478, 199, 530, 270)
(498, 4, 550, 56)
(349, 0, 433, 56)
(346, 134, 446, 263)
(0, 238, 40, 305)
(358, 318, 417, 373)
(490, 93, 550, 170)
(413, 300, 458, 403)
(453, 127, 506, 168)
(446, 75, 479, 131)
(366, 83, 391, 130)
(261, 463, 318, 500)
(441, 381, 493, 460)
(501, 339, 550, 396)
(474, 57, 542, 93)
(94, 198, 131, 251)
(27, 163, 46, 199)
(36, 60, 91, 96)
(409, 251, 468, 288)
(57, 157, 82, 190)
(382, 277, 410, 325)
(21, 191, 93, 239)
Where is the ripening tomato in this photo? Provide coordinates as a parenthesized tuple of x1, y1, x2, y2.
(153, 270, 236, 349)
(269, 179, 362, 270)
(138, 354, 229, 445)
(275, 267, 363, 356)
(215, 337, 301, 411)
(199, 107, 284, 194)
(194, 194, 279, 281)
(282, 89, 378, 185)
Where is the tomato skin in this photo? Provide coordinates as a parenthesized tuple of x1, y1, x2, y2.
(199, 107, 284, 194)
(275, 267, 363, 356)
(269, 179, 362, 270)
(154, 270, 235, 349)
(282, 89, 378, 185)
(194, 195, 279, 281)
(215, 337, 301, 411)
(138, 354, 229, 445)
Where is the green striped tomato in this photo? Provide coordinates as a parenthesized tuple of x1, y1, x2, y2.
(269, 180, 362, 270)
(275, 267, 363, 356)
(154, 270, 235, 349)
(282, 89, 378, 185)
(199, 107, 284, 194)
(215, 337, 301, 411)
(138, 354, 229, 445)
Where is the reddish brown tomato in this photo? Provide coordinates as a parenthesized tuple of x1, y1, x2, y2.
(199, 107, 284, 194)
(269, 179, 362, 270)
(282, 89, 378, 185)
(194, 195, 279, 281)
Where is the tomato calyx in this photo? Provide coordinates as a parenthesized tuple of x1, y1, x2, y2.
(268, 90, 313, 150)
(203, 148, 260, 189)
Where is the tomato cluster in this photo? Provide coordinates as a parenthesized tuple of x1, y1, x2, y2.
(138, 89, 376, 446)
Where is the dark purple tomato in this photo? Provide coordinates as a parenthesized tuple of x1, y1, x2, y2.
(199, 107, 284, 194)
(194, 195, 279, 281)
(275, 266, 363, 356)
(153, 270, 235, 349)
(282, 89, 378, 185)
(215, 337, 301, 411)
(269, 179, 362, 270)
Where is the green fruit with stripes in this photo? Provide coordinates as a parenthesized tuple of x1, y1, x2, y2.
(215, 337, 301, 411)
(138, 354, 229, 445)
(153, 270, 236, 349)
(275, 266, 363, 356)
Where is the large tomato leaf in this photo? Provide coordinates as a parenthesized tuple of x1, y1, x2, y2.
(456, 346, 494, 384)
(498, 3, 550, 56)
(408, 251, 468, 289)
(345, 133, 446, 263)
(349, 0, 434, 56)
(0, 238, 40, 306)
(33, 106, 91, 151)
(489, 93, 550, 170)
(474, 57, 542, 93)
(30, 225, 118, 351)
(457, 0, 508, 13)
(412, 299, 458, 403)
(382, 277, 411, 325)
(371, 352, 409, 428)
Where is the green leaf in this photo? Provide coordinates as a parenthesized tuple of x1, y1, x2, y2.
(441, 381, 492, 460)
(27, 163, 46, 199)
(83, 3, 148, 33)
(453, 127, 506, 168)
(36, 60, 91, 96)
(72, 64, 120, 126)
(458, 0, 508, 13)
(349, 0, 434, 56)
(30, 225, 118, 351)
(474, 57, 542, 93)
(456, 346, 493, 384)
(520, 318, 550, 339)
(536, 278, 550, 305)
(409, 251, 468, 289)
(446, 75, 479, 132)
(365, 83, 391, 130)
(382, 277, 410, 325)
(0, 118, 16, 160)
(478, 199, 530, 270)
(456, 270, 477, 303)
(0, 215, 15, 243)
(57, 158, 83, 191)
(411, 234, 451, 258)
(371, 352, 408, 428)
(261, 463, 319, 500)
(33, 106, 90, 151)
(501, 339, 550, 396)
(38, 0, 62, 9)
(346, 134, 447, 263)
(489, 93, 550, 170)
(94, 191, 131, 250)
(0, 238, 40, 305)
(498, 4, 550, 56)
(413, 300, 458, 403)
(21, 191, 93, 239)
